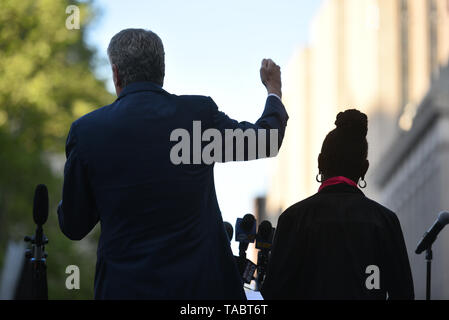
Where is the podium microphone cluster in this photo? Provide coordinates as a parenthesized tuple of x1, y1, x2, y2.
(224, 215, 276, 289)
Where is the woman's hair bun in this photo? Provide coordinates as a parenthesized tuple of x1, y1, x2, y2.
(335, 109, 368, 137)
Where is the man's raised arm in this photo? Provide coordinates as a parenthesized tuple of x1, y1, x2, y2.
(209, 59, 289, 162)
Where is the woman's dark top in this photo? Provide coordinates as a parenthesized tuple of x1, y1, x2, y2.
(261, 183, 414, 300)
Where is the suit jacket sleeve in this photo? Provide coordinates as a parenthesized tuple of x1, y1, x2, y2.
(208, 95, 289, 162)
(57, 121, 99, 240)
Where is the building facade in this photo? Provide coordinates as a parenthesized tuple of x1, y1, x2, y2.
(375, 66, 449, 299)
(265, 0, 449, 298)
(267, 0, 449, 215)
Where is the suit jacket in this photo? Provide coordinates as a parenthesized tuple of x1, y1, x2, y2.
(57, 81, 288, 299)
(261, 183, 414, 300)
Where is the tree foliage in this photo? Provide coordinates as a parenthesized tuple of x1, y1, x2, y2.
(0, 0, 115, 299)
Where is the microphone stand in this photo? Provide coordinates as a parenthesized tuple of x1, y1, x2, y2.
(238, 242, 248, 279)
(426, 247, 432, 301)
(24, 224, 48, 300)
(415, 212, 449, 300)
(256, 249, 269, 291)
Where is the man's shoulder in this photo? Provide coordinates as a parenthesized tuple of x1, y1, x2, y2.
(167, 94, 218, 119)
(72, 93, 216, 128)
(72, 103, 112, 127)
(69, 102, 120, 138)
(172, 94, 215, 107)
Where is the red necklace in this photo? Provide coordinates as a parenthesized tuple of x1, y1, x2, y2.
(318, 176, 358, 192)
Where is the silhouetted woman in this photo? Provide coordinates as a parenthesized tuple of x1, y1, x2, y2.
(261, 109, 414, 300)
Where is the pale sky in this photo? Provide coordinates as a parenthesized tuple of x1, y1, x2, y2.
(86, 0, 322, 253)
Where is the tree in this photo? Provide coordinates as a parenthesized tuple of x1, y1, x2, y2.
(0, 0, 115, 299)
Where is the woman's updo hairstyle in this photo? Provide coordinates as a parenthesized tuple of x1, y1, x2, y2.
(319, 109, 368, 180)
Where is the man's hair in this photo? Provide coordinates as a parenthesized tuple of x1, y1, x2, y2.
(107, 28, 165, 87)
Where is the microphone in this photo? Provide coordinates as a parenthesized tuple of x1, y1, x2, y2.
(223, 222, 233, 242)
(416, 211, 449, 254)
(33, 185, 49, 248)
(255, 221, 275, 289)
(236, 214, 256, 242)
(255, 220, 275, 250)
(33, 184, 49, 227)
(236, 214, 256, 257)
(234, 214, 257, 284)
(240, 214, 256, 235)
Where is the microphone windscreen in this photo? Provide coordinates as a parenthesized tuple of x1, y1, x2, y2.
(241, 214, 256, 232)
(438, 211, 449, 225)
(224, 222, 234, 241)
(258, 221, 272, 240)
(33, 184, 49, 226)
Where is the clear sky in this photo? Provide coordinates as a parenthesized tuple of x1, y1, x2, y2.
(86, 0, 322, 251)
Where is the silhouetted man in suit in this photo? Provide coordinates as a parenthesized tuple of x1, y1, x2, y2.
(58, 28, 288, 299)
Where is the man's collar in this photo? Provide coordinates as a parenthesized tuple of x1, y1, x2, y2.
(116, 81, 167, 101)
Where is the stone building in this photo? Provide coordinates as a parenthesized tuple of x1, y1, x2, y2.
(374, 65, 449, 299)
(264, 0, 449, 298)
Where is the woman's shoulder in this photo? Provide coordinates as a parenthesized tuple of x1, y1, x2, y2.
(279, 192, 400, 225)
(279, 193, 322, 221)
(361, 196, 401, 223)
